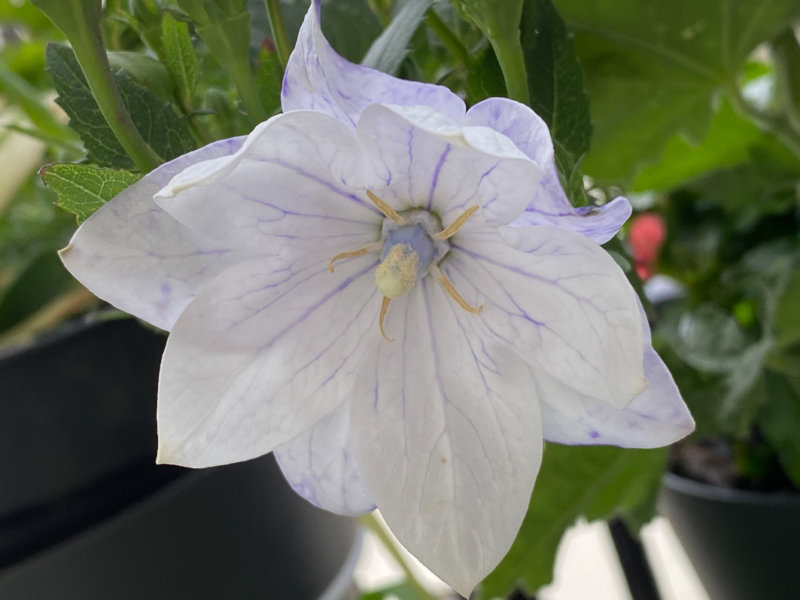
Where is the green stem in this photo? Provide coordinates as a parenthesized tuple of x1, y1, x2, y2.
(726, 83, 800, 161)
(228, 57, 267, 124)
(425, 8, 470, 67)
(358, 513, 439, 600)
(490, 35, 529, 105)
(264, 0, 292, 68)
(48, 2, 162, 172)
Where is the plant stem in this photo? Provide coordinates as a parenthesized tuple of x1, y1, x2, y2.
(358, 513, 439, 600)
(425, 8, 470, 67)
(227, 51, 268, 125)
(491, 35, 529, 105)
(264, 0, 292, 68)
(62, 3, 162, 171)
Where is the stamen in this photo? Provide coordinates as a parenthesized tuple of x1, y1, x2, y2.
(379, 296, 394, 342)
(328, 241, 382, 272)
(329, 247, 370, 272)
(430, 264, 484, 313)
(367, 190, 405, 224)
(433, 205, 479, 240)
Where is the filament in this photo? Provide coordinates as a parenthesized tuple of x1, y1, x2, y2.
(379, 296, 394, 342)
(433, 205, 479, 240)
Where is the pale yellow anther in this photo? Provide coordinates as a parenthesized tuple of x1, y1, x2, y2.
(367, 190, 405, 224)
(430, 264, 484, 314)
(433, 205, 479, 240)
(378, 296, 394, 342)
(328, 247, 370, 272)
(375, 244, 419, 299)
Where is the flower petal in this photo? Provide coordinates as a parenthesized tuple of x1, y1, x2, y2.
(357, 103, 540, 227)
(156, 253, 380, 468)
(282, 1, 465, 127)
(446, 226, 646, 408)
(59, 137, 246, 331)
(154, 111, 381, 259)
(351, 278, 543, 597)
(465, 98, 631, 244)
(537, 349, 694, 447)
(274, 400, 376, 516)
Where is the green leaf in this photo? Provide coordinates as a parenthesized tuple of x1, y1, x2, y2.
(321, 0, 383, 63)
(115, 69, 197, 161)
(47, 42, 130, 167)
(178, 0, 266, 123)
(108, 50, 176, 104)
(41, 163, 141, 223)
(362, 0, 432, 75)
(758, 371, 800, 488)
(553, 0, 800, 184)
(466, 46, 507, 105)
(255, 45, 284, 117)
(126, 0, 164, 55)
(632, 98, 762, 192)
(662, 303, 751, 374)
(47, 43, 196, 168)
(479, 444, 666, 599)
(520, 0, 591, 163)
(161, 12, 200, 109)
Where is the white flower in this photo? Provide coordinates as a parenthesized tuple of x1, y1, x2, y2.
(59, 2, 693, 595)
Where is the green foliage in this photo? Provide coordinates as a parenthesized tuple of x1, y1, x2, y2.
(321, 0, 383, 63)
(40, 163, 141, 223)
(465, 46, 506, 105)
(553, 0, 800, 184)
(108, 50, 176, 103)
(46, 43, 195, 168)
(453, 0, 527, 103)
(256, 46, 284, 117)
(178, 0, 266, 122)
(8, 0, 800, 595)
(632, 98, 762, 192)
(479, 444, 666, 599)
(160, 12, 200, 110)
(520, 0, 591, 166)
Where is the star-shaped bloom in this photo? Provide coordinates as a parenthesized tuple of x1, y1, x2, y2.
(60, 2, 693, 595)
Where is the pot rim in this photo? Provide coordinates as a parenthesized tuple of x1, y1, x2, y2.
(663, 472, 800, 506)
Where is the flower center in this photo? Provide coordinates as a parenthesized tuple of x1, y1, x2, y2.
(328, 190, 482, 341)
(375, 211, 447, 299)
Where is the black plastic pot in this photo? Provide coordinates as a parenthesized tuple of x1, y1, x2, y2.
(659, 472, 800, 600)
(0, 318, 359, 599)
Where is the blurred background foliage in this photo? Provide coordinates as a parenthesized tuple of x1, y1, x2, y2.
(1, 0, 799, 598)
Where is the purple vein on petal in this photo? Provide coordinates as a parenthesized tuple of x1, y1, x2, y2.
(427, 145, 452, 210)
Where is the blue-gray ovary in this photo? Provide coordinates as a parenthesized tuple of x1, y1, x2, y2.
(381, 225, 436, 277)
